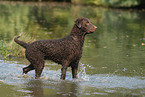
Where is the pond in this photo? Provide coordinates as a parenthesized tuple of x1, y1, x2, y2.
(0, 2, 145, 97)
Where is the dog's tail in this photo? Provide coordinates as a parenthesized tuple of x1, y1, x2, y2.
(14, 33, 28, 48)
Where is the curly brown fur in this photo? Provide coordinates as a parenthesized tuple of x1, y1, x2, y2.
(14, 17, 97, 80)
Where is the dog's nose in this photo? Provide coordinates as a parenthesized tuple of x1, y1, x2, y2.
(94, 25, 97, 30)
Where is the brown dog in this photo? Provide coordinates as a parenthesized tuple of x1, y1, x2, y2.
(14, 17, 97, 80)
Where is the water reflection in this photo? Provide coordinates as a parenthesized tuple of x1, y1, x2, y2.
(25, 79, 78, 97)
(26, 80, 44, 97)
(56, 81, 78, 97)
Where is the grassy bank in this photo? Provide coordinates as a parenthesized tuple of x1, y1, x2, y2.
(0, 40, 12, 58)
(0, 33, 35, 58)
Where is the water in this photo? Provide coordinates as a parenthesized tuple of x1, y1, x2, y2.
(0, 59, 145, 97)
(0, 2, 145, 97)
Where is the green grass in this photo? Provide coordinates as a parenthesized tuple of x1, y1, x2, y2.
(0, 40, 13, 58)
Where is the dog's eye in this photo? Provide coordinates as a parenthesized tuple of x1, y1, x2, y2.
(85, 23, 89, 27)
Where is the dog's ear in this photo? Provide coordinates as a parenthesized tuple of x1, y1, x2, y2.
(75, 19, 82, 28)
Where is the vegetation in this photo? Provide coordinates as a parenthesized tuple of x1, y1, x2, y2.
(0, 0, 144, 8)
(0, 40, 12, 58)
(72, 0, 139, 7)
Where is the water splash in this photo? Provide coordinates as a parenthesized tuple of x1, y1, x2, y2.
(1, 60, 145, 90)
(78, 62, 90, 81)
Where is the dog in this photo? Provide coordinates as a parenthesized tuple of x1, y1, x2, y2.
(14, 17, 97, 80)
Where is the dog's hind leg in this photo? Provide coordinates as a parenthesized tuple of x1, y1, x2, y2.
(23, 64, 34, 74)
(34, 61, 44, 79)
(25, 50, 45, 79)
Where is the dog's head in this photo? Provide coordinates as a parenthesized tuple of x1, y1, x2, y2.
(75, 17, 97, 34)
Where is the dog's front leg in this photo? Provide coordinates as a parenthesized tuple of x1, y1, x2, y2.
(71, 61, 79, 79)
(60, 64, 68, 80)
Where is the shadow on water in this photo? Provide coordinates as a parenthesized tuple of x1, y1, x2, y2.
(0, 2, 145, 97)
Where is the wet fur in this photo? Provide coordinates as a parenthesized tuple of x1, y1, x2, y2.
(14, 17, 97, 80)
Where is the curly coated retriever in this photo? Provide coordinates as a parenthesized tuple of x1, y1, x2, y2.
(14, 17, 97, 80)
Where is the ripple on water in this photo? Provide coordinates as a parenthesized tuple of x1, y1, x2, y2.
(0, 60, 145, 90)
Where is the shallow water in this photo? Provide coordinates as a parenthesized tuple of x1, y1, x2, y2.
(0, 2, 145, 97)
(0, 59, 145, 97)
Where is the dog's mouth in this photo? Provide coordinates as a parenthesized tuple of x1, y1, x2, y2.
(88, 26, 97, 33)
(87, 31, 94, 33)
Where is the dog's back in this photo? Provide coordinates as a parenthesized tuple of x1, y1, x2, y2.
(25, 35, 82, 65)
